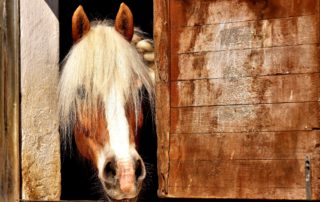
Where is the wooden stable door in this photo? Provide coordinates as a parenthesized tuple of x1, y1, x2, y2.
(155, 0, 320, 200)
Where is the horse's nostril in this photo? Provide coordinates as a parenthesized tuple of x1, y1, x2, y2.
(135, 159, 145, 180)
(105, 160, 116, 179)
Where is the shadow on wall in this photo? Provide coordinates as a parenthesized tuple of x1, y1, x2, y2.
(45, 0, 59, 18)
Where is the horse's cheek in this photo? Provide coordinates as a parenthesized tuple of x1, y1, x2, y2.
(74, 129, 98, 166)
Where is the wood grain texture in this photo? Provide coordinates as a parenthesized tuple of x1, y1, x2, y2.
(168, 159, 310, 199)
(313, 133, 320, 198)
(170, 0, 318, 27)
(171, 102, 320, 134)
(172, 45, 320, 81)
(167, 186, 307, 200)
(170, 131, 320, 161)
(154, 0, 171, 196)
(155, 0, 320, 200)
(0, 0, 20, 201)
(171, 73, 320, 107)
(155, 83, 171, 196)
(175, 15, 319, 54)
(154, 0, 170, 83)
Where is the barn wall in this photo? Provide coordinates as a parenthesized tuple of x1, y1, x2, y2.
(20, 0, 60, 200)
(156, 0, 320, 200)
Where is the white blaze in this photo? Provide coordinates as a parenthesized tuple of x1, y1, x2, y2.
(105, 87, 131, 161)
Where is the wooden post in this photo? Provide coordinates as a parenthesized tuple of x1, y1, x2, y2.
(154, 0, 171, 197)
(20, 0, 61, 200)
(0, 0, 20, 201)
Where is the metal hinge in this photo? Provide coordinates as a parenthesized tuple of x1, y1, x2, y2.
(305, 155, 312, 200)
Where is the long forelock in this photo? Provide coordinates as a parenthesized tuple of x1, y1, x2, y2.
(58, 21, 154, 148)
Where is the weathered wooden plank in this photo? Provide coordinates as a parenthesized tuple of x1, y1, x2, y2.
(171, 102, 320, 133)
(168, 160, 309, 199)
(170, 131, 320, 161)
(172, 45, 320, 81)
(171, 73, 320, 107)
(171, 0, 318, 27)
(174, 15, 318, 54)
(0, 0, 20, 202)
(314, 137, 320, 199)
(154, 0, 170, 83)
(167, 186, 306, 200)
(155, 82, 171, 196)
(154, 0, 170, 196)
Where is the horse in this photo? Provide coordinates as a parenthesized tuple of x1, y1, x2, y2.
(58, 3, 154, 201)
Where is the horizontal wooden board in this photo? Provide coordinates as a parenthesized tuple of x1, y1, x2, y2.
(170, 0, 318, 27)
(167, 186, 306, 200)
(172, 45, 320, 81)
(168, 159, 312, 199)
(171, 102, 320, 133)
(170, 131, 320, 161)
(169, 160, 306, 188)
(171, 73, 320, 107)
(174, 15, 318, 54)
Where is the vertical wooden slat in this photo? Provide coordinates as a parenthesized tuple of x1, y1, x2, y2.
(313, 2, 320, 199)
(154, 0, 171, 197)
(0, 0, 20, 201)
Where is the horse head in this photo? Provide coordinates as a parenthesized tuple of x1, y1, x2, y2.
(59, 3, 154, 201)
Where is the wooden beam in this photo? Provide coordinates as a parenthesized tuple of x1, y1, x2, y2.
(154, 0, 171, 197)
(0, 0, 20, 201)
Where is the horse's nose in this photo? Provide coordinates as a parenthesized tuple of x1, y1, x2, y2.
(103, 157, 146, 194)
(104, 158, 117, 183)
(134, 158, 146, 181)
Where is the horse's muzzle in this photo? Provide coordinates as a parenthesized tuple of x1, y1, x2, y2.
(101, 156, 146, 200)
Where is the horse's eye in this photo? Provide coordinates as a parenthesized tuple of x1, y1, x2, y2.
(77, 85, 86, 100)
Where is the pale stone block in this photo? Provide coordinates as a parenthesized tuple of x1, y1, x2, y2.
(20, 0, 60, 200)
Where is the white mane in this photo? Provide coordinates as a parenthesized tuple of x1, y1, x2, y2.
(58, 22, 154, 146)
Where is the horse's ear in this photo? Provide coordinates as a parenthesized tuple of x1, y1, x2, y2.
(115, 3, 134, 41)
(72, 5, 90, 43)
